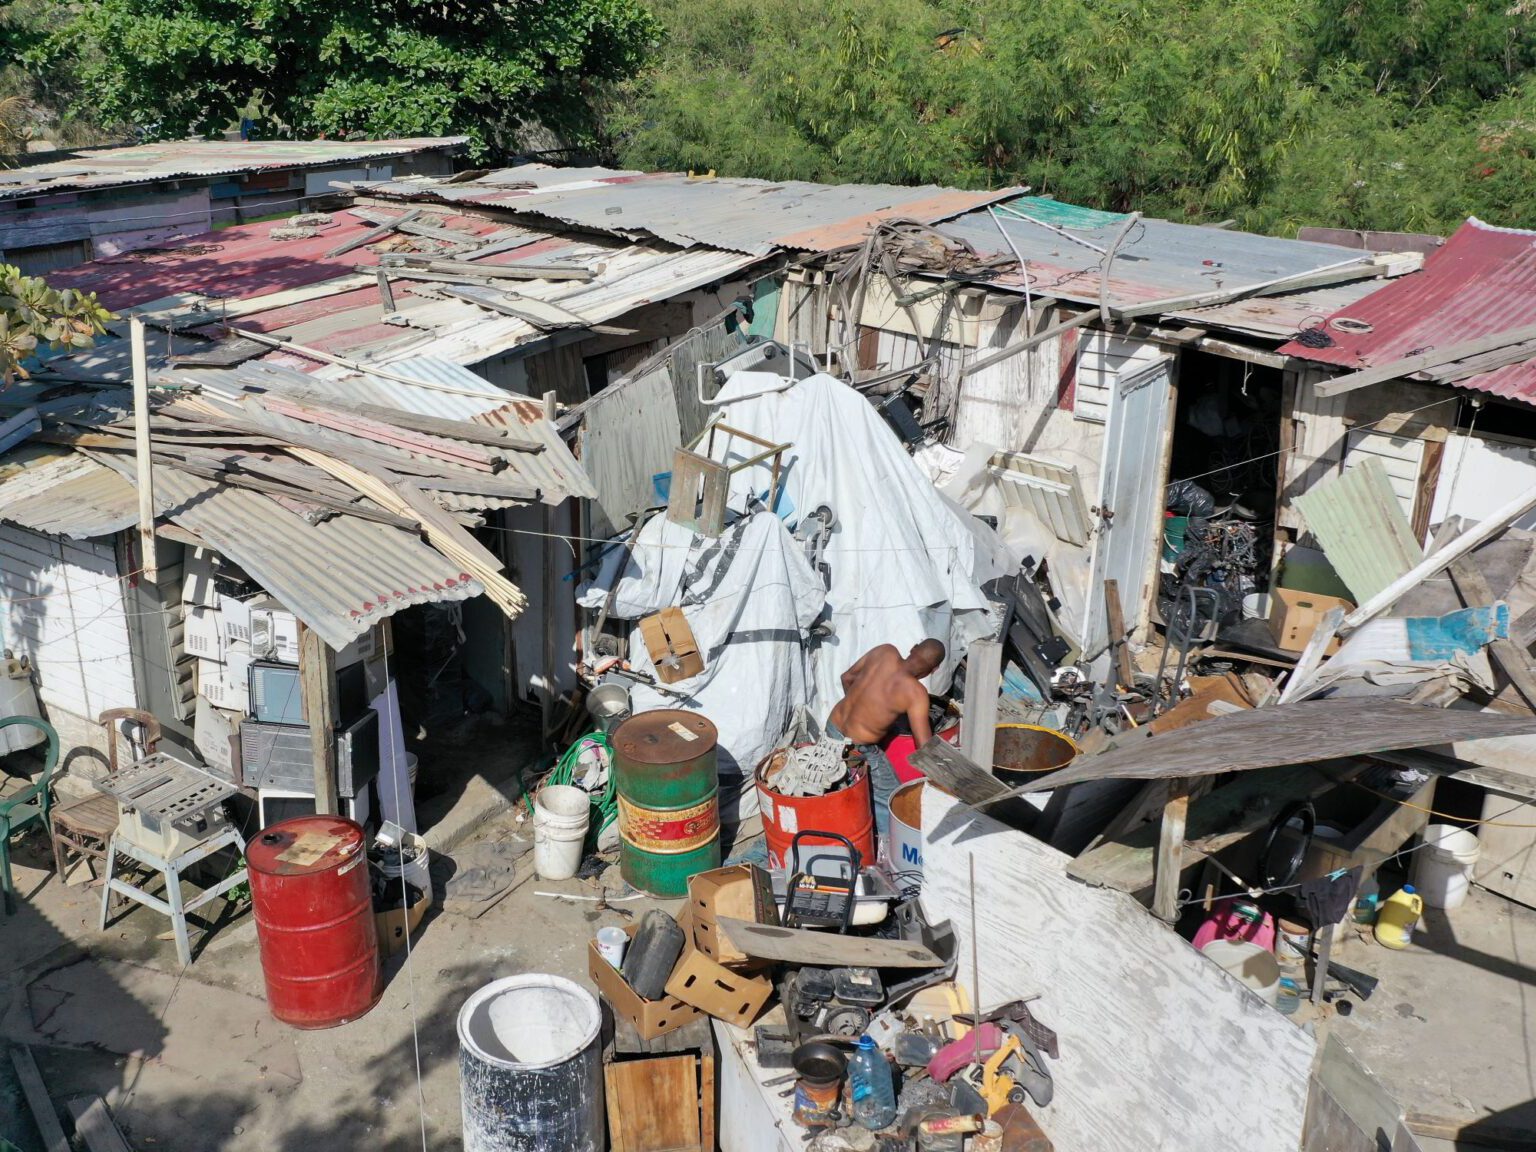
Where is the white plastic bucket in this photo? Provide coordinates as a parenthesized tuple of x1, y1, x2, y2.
(1202, 938, 1281, 1005)
(1411, 823, 1481, 909)
(1242, 592, 1271, 621)
(376, 831, 433, 909)
(534, 785, 591, 880)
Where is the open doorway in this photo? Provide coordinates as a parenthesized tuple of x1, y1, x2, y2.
(1157, 349, 1284, 640)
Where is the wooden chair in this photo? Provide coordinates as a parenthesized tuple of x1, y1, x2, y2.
(50, 709, 161, 889)
(0, 716, 60, 914)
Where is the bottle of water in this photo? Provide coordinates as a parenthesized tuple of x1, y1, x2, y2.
(849, 1034, 897, 1130)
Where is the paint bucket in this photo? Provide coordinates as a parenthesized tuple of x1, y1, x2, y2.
(992, 724, 1078, 780)
(886, 779, 925, 898)
(458, 974, 603, 1152)
(374, 831, 433, 910)
(757, 745, 875, 871)
(533, 785, 591, 881)
(1200, 938, 1281, 1005)
(1410, 824, 1481, 909)
(595, 925, 628, 968)
(1163, 514, 1189, 561)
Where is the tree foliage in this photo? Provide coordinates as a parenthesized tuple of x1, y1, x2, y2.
(608, 0, 1536, 234)
(0, 267, 112, 385)
(58, 0, 662, 157)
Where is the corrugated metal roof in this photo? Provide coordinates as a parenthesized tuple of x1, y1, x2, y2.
(362, 167, 1023, 255)
(1276, 218, 1536, 404)
(945, 200, 1392, 316)
(1176, 278, 1388, 340)
(0, 137, 467, 201)
(0, 451, 141, 539)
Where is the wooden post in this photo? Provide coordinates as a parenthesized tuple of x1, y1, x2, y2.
(1104, 578, 1134, 690)
(960, 638, 1003, 772)
(299, 625, 338, 815)
(1152, 778, 1191, 924)
(130, 317, 157, 580)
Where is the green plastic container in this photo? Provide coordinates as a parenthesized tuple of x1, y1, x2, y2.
(1163, 514, 1189, 561)
(612, 709, 722, 897)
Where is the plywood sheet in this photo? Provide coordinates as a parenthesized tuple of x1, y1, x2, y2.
(921, 787, 1315, 1152)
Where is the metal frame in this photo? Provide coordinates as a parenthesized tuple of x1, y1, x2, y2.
(99, 827, 248, 967)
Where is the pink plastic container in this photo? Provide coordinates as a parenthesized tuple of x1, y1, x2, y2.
(1191, 898, 1277, 953)
(883, 724, 961, 784)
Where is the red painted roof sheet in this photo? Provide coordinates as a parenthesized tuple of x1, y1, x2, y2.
(1277, 218, 1536, 403)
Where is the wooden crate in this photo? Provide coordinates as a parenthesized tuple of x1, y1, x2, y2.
(605, 1014, 716, 1152)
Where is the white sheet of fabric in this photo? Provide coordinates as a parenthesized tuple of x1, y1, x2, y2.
(1306, 617, 1496, 697)
(579, 510, 826, 820)
(371, 679, 416, 833)
(703, 373, 994, 717)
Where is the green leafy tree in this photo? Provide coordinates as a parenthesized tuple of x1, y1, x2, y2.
(61, 0, 662, 157)
(0, 267, 112, 385)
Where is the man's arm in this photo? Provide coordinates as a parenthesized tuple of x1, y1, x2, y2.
(906, 687, 934, 747)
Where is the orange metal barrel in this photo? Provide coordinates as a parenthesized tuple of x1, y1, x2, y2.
(756, 746, 876, 870)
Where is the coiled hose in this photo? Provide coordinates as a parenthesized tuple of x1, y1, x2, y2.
(541, 731, 618, 836)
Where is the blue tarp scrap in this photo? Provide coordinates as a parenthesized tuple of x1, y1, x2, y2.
(1405, 603, 1510, 662)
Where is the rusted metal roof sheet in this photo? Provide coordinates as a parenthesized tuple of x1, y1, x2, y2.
(1277, 218, 1536, 404)
(363, 167, 1023, 255)
(0, 137, 467, 201)
(0, 451, 141, 538)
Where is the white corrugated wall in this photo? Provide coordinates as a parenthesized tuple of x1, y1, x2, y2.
(0, 526, 136, 722)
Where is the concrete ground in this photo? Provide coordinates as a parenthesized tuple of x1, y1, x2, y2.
(1322, 884, 1536, 1151)
(0, 718, 667, 1152)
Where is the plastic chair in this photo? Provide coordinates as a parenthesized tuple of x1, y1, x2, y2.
(0, 715, 60, 913)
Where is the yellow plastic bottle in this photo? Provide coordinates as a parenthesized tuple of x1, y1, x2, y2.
(1374, 884, 1423, 950)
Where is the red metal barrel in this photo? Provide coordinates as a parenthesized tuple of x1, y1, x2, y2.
(247, 815, 382, 1029)
(757, 746, 876, 871)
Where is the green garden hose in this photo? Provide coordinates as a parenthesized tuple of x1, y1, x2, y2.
(541, 731, 618, 835)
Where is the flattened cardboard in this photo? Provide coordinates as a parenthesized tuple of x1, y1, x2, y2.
(639, 608, 704, 684)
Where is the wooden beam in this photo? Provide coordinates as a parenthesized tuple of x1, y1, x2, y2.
(1448, 557, 1536, 714)
(1314, 321, 1536, 398)
(389, 256, 594, 282)
(1343, 486, 1536, 630)
(66, 1096, 132, 1152)
(960, 638, 1003, 771)
(1276, 607, 1345, 703)
(130, 318, 158, 581)
(376, 268, 396, 314)
(299, 625, 338, 815)
(1104, 579, 1135, 691)
(961, 309, 1099, 377)
(11, 1047, 70, 1152)
(227, 328, 511, 401)
(1404, 1111, 1536, 1149)
(910, 737, 1012, 807)
(323, 209, 422, 258)
(353, 403, 542, 451)
(1117, 257, 1388, 323)
(1152, 778, 1191, 923)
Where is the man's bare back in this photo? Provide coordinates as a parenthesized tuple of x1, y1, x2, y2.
(828, 639, 945, 746)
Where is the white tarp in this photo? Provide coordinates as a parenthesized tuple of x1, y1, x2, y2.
(705, 372, 994, 715)
(579, 510, 825, 820)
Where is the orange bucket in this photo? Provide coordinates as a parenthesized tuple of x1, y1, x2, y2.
(756, 745, 876, 870)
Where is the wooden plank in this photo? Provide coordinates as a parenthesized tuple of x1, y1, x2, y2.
(1277, 607, 1345, 703)
(1151, 778, 1190, 923)
(960, 639, 1002, 770)
(909, 738, 1011, 806)
(715, 918, 943, 967)
(130, 319, 157, 581)
(299, 625, 338, 815)
(1067, 762, 1354, 894)
(376, 268, 396, 314)
(66, 1096, 131, 1152)
(352, 404, 542, 452)
(10, 1047, 70, 1152)
(922, 786, 1316, 1152)
(1104, 579, 1135, 690)
(324, 209, 422, 258)
(1449, 557, 1536, 714)
(1404, 1111, 1536, 1149)
(606, 1055, 702, 1152)
(1314, 321, 1536, 398)
(393, 256, 594, 282)
(699, 1046, 716, 1152)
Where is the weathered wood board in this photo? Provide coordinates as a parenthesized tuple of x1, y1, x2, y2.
(921, 787, 1315, 1152)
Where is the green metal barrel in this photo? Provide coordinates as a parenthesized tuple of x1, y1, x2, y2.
(612, 709, 721, 897)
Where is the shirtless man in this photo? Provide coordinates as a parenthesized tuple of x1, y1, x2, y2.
(826, 639, 946, 845)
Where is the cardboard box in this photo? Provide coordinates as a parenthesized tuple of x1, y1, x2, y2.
(1268, 587, 1353, 654)
(375, 891, 429, 957)
(588, 922, 704, 1041)
(639, 608, 704, 684)
(686, 864, 779, 968)
(665, 907, 773, 1027)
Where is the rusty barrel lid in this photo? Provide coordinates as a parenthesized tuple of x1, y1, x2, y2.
(613, 709, 718, 765)
(247, 815, 366, 877)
